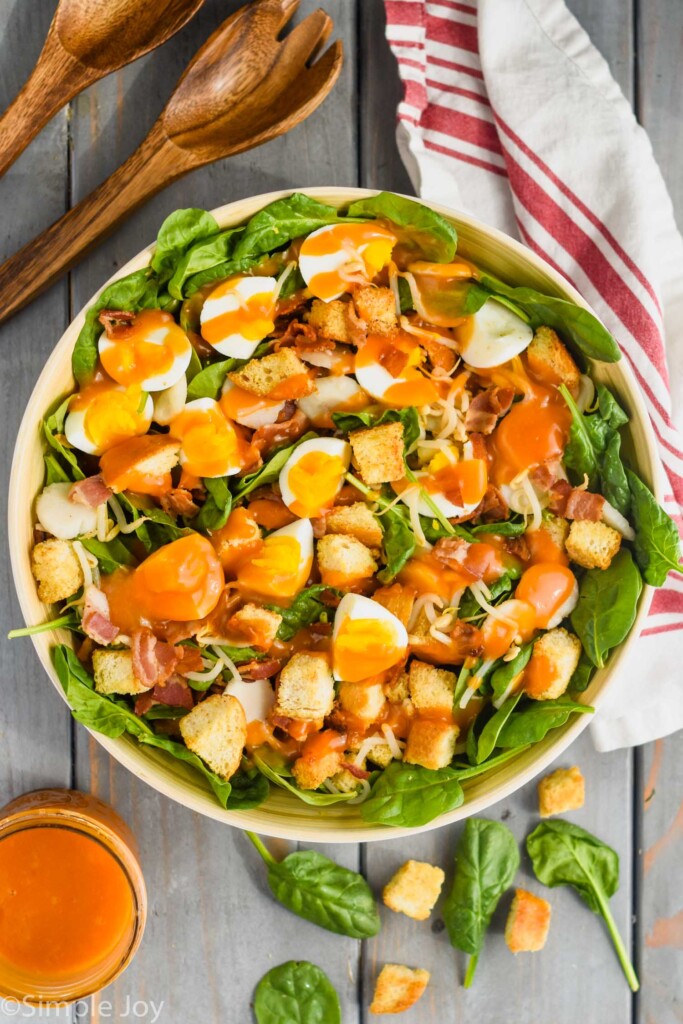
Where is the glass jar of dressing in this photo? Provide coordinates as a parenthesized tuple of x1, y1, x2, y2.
(0, 789, 146, 1004)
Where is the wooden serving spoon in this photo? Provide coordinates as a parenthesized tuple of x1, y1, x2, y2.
(0, 0, 206, 178)
(0, 0, 342, 324)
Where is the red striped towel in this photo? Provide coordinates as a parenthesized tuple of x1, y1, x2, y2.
(384, 0, 683, 750)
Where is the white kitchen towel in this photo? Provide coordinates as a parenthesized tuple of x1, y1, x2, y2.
(383, 0, 683, 751)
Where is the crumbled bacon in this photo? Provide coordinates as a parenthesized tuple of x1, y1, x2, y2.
(468, 432, 488, 461)
(450, 620, 484, 659)
(160, 488, 200, 518)
(151, 674, 194, 709)
(239, 659, 282, 680)
(273, 319, 319, 350)
(341, 761, 371, 780)
(378, 345, 409, 378)
(251, 409, 310, 457)
(69, 474, 113, 508)
(98, 309, 135, 337)
(433, 536, 470, 570)
(465, 386, 515, 435)
(132, 628, 181, 688)
(82, 586, 119, 645)
(549, 480, 605, 520)
(421, 334, 457, 373)
(530, 461, 561, 492)
(477, 484, 509, 522)
(504, 535, 531, 561)
(548, 480, 572, 513)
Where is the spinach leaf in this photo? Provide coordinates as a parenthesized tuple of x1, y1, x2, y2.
(470, 694, 523, 765)
(194, 476, 232, 533)
(490, 643, 535, 704)
(478, 271, 621, 362)
(496, 696, 594, 748)
(333, 406, 420, 455)
(54, 645, 232, 807)
(571, 548, 642, 667)
(227, 767, 270, 809)
(377, 503, 416, 583)
(234, 193, 358, 261)
(254, 961, 341, 1024)
(626, 470, 682, 585)
(215, 644, 267, 665)
(570, 650, 595, 693)
(187, 358, 237, 401)
(168, 228, 243, 299)
(117, 494, 193, 553)
(44, 453, 71, 485)
(347, 191, 458, 262)
(469, 519, 527, 537)
(561, 385, 601, 484)
(360, 762, 465, 827)
(8, 610, 82, 639)
(527, 820, 638, 991)
(597, 383, 629, 429)
(233, 433, 317, 500)
(151, 208, 220, 282)
(559, 384, 630, 508)
(253, 756, 356, 806)
(268, 585, 340, 642)
(397, 275, 414, 312)
(601, 432, 630, 515)
(443, 817, 519, 987)
(43, 398, 85, 481)
(247, 832, 380, 938)
(79, 537, 136, 574)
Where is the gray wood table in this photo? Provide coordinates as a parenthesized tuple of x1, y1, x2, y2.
(1, 2, 681, 1021)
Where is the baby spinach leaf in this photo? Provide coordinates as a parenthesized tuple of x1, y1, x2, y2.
(254, 961, 341, 1024)
(496, 697, 594, 748)
(443, 817, 519, 987)
(571, 548, 642, 667)
(247, 832, 380, 938)
(8, 610, 82, 639)
(333, 406, 420, 455)
(183, 254, 262, 296)
(627, 470, 682, 585)
(601, 432, 630, 515)
(151, 208, 220, 282)
(360, 762, 465, 827)
(186, 358, 237, 401)
(168, 228, 244, 299)
(194, 476, 232, 533)
(268, 585, 341, 642)
(469, 519, 527, 537)
(227, 767, 270, 810)
(596, 383, 629, 429)
(43, 397, 85, 481)
(117, 494, 193, 553)
(470, 694, 523, 764)
(234, 193, 358, 261)
(527, 820, 638, 991)
(213, 644, 267, 665)
(377, 503, 416, 583)
(347, 191, 458, 262)
(233, 432, 317, 500)
(43, 453, 71, 485)
(489, 643, 535, 704)
(79, 536, 137, 574)
(478, 271, 620, 362)
(570, 650, 595, 693)
(397, 275, 414, 312)
(253, 756, 356, 806)
(559, 384, 600, 484)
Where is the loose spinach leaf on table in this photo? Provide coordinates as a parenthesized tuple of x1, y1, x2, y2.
(268, 585, 341, 642)
(571, 548, 642, 668)
(253, 755, 356, 807)
(253, 961, 341, 1024)
(43, 397, 85, 481)
(150, 208, 220, 283)
(495, 696, 594, 748)
(360, 762, 465, 827)
(79, 536, 137, 574)
(193, 476, 232, 533)
(247, 832, 380, 939)
(233, 193, 361, 262)
(186, 358, 237, 401)
(626, 470, 682, 585)
(347, 191, 458, 263)
(443, 817, 519, 987)
(527, 820, 639, 991)
(233, 432, 317, 500)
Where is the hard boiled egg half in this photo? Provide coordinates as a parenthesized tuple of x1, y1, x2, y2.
(354, 333, 439, 407)
(279, 437, 351, 518)
(65, 383, 153, 455)
(515, 562, 578, 629)
(454, 299, 533, 369)
(98, 309, 192, 392)
(332, 593, 408, 682)
(297, 376, 368, 429)
(170, 398, 248, 479)
(236, 519, 314, 602)
(395, 445, 488, 518)
(299, 223, 397, 302)
(200, 275, 278, 359)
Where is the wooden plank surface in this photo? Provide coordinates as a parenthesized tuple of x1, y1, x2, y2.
(0, 2, 680, 1023)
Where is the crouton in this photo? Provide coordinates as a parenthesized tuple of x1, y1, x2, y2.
(227, 348, 314, 398)
(93, 649, 151, 696)
(305, 298, 357, 343)
(225, 603, 281, 651)
(324, 502, 383, 549)
(363, 739, 396, 768)
(354, 286, 398, 336)
(338, 680, 386, 723)
(317, 534, 378, 587)
(383, 671, 410, 704)
(404, 720, 459, 770)
(373, 584, 416, 627)
(99, 434, 180, 493)
(331, 767, 364, 793)
(369, 964, 430, 1015)
(408, 660, 456, 717)
(350, 421, 405, 487)
(292, 747, 343, 790)
(524, 627, 582, 700)
(566, 519, 621, 570)
(528, 516, 569, 561)
(538, 765, 585, 817)
(31, 539, 84, 604)
(274, 652, 335, 721)
(527, 326, 580, 391)
(179, 693, 246, 781)
(383, 860, 445, 921)
(505, 889, 552, 953)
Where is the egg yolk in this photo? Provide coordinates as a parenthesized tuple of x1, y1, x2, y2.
(236, 534, 312, 601)
(515, 562, 577, 629)
(133, 535, 224, 621)
(301, 223, 397, 301)
(333, 617, 406, 682)
(171, 402, 245, 478)
(490, 389, 571, 485)
(355, 333, 439, 407)
(99, 310, 190, 387)
(209, 507, 263, 575)
(286, 451, 346, 518)
(481, 599, 537, 660)
(219, 385, 282, 423)
(424, 454, 488, 507)
(72, 382, 150, 453)
(200, 276, 275, 346)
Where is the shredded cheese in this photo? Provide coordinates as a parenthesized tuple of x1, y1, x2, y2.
(380, 724, 404, 760)
(347, 779, 372, 804)
(213, 646, 242, 685)
(185, 657, 224, 683)
(72, 540, 98, 589)
(108, 495, 148, 535)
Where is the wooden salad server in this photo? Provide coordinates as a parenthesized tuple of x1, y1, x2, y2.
(0, 0, 206, 179)
(0, 0, 342, 324)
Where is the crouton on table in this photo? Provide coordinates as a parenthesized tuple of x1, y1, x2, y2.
(31, 538, 84, 604)
(527, 325, 580, 391)
(505, 889, 552, 953)
(349, 421, 405, 487)
(408, 660, 456, 718)
(524, 627, 582, 701)
(383, 860, 445, 921)
(538, 765, 585, 817)
(354, 286, 398, 335)
(274, 652, 335, 721)
(370, 964, 430, 1015)
(317, 534, 378, 586)
(404, 720, 459, 770)
(93, 649, 150, 696)
(228, 348, 313, 398)
(566, 519, 621, 570)
(324, 502, 383, 549)
(179, 693, 246, 781)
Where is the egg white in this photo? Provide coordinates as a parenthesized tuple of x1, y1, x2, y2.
(35, 482, 99, 539)
(297, 377, 365, 427)
(98, 325, 191, 392)
(546, 576, 579, 628)
(224, 676, 274, 724)
(200, 276, 278, 359)
(279, 437, 351, 514)
(220, 380, 285, 429)
(298, 225, 354, 302)
(332, 593, 408, 682)
(65, 392, 153, 456)
(459, 299, 533, 369)
(268, 518, 315, 566)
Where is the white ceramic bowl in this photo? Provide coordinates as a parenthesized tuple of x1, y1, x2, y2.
(8, 188, 659, 841)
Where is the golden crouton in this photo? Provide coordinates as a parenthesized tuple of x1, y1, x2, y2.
(338, 680, 387, 723)
(225, 603, 282, 651)
(354, 286, 398, 335)
(228, 348, 314, 397)
(350, 421, 405, 487)
(31, 538, 84, 604)
(383, 671, 410, 703)
(305, 298, 357, 343)
(538, 765, 585, 817)
(331, 767, 364, 793)
(99, 434, 180, 493)
(529, 516, 569, 558)
(404, 720, 459, 770)
(317, 534, 378, 586)
(324, 502, 383, 549)
(373, 584, 416, 627)
(527, 326, 580, 391)
(292, 747, 343, 790)
(370, 964, 430, 1015)
(179, 694, 246, 781)
(566, 520, 621, 570)
(505, 889, 552, 953)
(408, 660, 456, 717)
(363, 739, 396, 768)
(274, 652, 335, 721)
(524, 628, 582, 701)
(93, 649, 151, 696)
(383, 860, 445, 921)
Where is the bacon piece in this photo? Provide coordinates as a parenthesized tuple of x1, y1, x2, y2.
(152, 674, 194, 709)
(69, 474, 113, 508)
(379, 346, 409, 378)
(465, 386, 515, 435)
(565, 489, 605, 521)
(176, 645, 204, 675)
(450, 620, 484, 660)
(505, 535, 531, 561)
(548, 479, 573, 514)
(160, 487, 200, 518)
(341, 761, 371, 780)
(131, 628, 180, 688)
(76, 636, 95, 663)
(273, 319, 319, 351)
(421, 334, 456, 373)
(529, 461, 561, 492)
(251, 408, 310, 457)
(478, 484, 509, 523)
(82, 586, 119, 645)
(468, 432, 488, 461)
(433, 536, 470, 571)
(98, 309, 135, 337)
(134, 693, 156, 716)
(239, 658, 282, 680)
